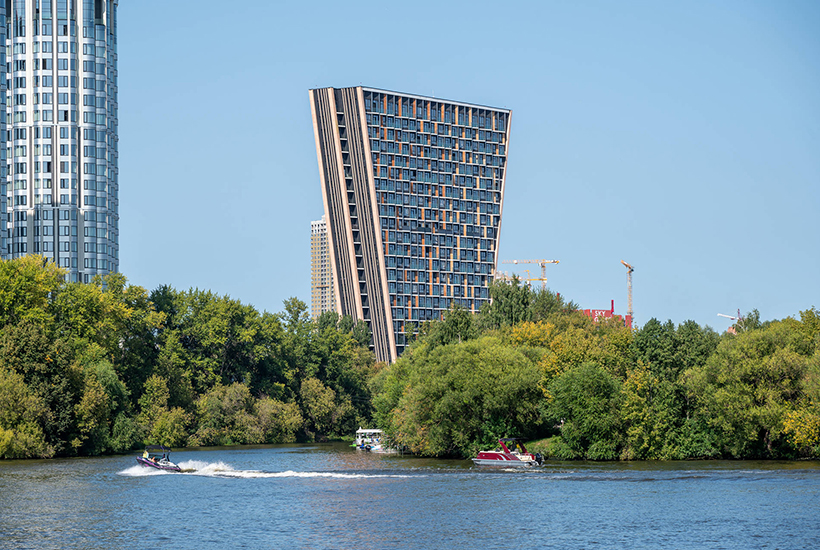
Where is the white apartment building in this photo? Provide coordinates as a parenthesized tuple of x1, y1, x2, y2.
(2, 0, 119, 282)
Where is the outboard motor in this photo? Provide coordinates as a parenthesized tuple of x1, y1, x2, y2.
(535, 453, 543, 465)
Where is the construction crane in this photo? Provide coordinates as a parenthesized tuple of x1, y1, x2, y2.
(522, 269, 532, 288)
(501, 259, 559, 290)
(621, 260, 634, 321)
(718, 309, 744, 333)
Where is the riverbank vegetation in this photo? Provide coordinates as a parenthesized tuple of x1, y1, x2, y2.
(0, 256, 377, 459)
(1, 256, 818, 460)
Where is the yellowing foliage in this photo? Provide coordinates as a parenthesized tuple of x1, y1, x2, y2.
(783, 408, 820, 450)
(509, 321, 556, 348)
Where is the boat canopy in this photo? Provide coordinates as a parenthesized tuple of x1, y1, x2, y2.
(498, 438, 527, 453)
(144, 445, 172, 453)
(356, 428, 383, 435)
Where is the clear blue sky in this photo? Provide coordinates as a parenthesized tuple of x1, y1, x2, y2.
(117, 0, 819, 331)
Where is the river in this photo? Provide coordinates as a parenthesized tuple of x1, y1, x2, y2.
(1, 443, 818, 549)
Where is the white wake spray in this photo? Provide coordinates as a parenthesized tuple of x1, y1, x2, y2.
(119, 464, 175, 477)
(119, 459, 415, 479)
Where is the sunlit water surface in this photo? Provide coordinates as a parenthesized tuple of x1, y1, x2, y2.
(1, 443, 819, 549)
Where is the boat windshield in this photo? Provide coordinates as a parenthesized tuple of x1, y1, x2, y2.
(143, 446, 172, 459)
(500, 439, 526, 453)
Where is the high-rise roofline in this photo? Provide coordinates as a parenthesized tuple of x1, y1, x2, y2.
(309, 85, 511, 114)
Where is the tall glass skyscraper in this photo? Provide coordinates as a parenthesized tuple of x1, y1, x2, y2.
(309, 86, 510, 362)
(2, 0, 119, 282)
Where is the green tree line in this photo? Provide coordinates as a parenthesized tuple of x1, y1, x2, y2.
(371, 278, 820, 460)
(0, 256, 378, 458)
(1, 256, 818, 461)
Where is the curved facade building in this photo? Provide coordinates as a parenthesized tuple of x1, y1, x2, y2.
(310, 86, 510, 362)
(2, 0, 118, 282)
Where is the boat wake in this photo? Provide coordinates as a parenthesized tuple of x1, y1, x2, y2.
(119, 459, 415, 479)
(119, 464, 173, 477)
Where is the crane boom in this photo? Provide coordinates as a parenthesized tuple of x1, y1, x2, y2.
(501, 259, 559, 290)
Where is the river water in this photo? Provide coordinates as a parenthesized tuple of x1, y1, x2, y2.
(1, 443, 818, 549)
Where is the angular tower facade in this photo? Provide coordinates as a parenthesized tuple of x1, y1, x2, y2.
(3, 0, 119, 282)
(309, 86, 510, 362)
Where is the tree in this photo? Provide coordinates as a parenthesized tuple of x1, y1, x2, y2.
(280, 297, 318, 391)
(478, 277, 531, 330)
(0, 255, 64, 328)
(0, 319, 83, 455)
(137, 375, 190, 446)
(105, 275, 165, 406)
(0, 366, 53, 458)
(683, 321, 813, 458)
(538, 316, 633, 389)
(190, 383, 257, 446)
(546, 363, 623, 460)
(423, 304, 478, 348)
(69, 347, 132, 455)
(529, 288, 578, 322)
(373, 336, 546, 457)
(152, 287, 285, 396)
(351, 320, 372, 348)
(733, 308, 763, 333)
(312, 320, 377, 431)
(254, 398, 303, 443)
(620, 362, 688, 459)
(300, 377, 346, 437)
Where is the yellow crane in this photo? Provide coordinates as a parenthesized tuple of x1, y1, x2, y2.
(501, 259, 559, 290)
(621, 260, 634, 321)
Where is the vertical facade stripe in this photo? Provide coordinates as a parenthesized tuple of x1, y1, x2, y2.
(310, 88, 358, 319)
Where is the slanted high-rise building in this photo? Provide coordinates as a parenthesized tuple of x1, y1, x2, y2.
(0, 4, 7, 249)
(310, 215, 336, 319)
(309, 86, 510, 362)
(3, 0, 119, 282)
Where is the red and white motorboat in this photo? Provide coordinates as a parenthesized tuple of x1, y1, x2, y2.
(472, 438, 543, 467)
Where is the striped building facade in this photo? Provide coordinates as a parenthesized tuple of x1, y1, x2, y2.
(309, 86, 510, 362)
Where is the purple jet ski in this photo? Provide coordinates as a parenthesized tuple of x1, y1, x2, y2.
(136, 445, 181, 472)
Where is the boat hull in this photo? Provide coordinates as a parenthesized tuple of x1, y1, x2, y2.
(472, 439, 542, 467)
(360, 445, 398, 454)
(472, 457, 537, 467)
(136, 457, 181, 472)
